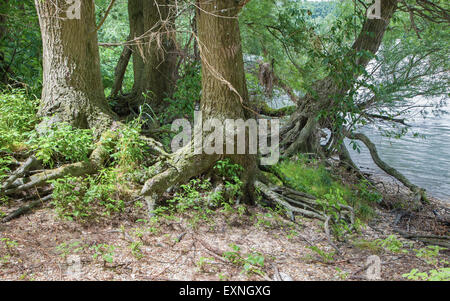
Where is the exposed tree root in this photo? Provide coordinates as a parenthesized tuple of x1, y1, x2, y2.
(254, 180, 355, 252)
(0, 128, 167, 197)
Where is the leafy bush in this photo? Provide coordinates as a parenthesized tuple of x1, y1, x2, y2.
(0, 89, 39, 152)
(50, 169, 124, 221)
(28, 122, 94, 167)
(109, 120, 147, 171)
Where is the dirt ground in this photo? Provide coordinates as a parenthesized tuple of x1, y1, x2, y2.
(0, 176, 449, 281)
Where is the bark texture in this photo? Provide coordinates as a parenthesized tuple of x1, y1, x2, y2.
(35, 0, 115, 130)
(141, 0, 258, 203)
(128, 0, 177, 112)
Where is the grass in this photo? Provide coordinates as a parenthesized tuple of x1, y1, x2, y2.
(276, 155, 380, 220)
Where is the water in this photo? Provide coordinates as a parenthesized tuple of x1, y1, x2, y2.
(347, 102, 450, 202)
(268, 94, 450, 201)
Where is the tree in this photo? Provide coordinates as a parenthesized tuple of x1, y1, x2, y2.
(35, 0, 115, 130)
(140, 0, 258, 203)
(127, 0, 177, 113)
(280, 0, 399, 157)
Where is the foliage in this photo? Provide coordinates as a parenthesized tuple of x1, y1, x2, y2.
(56, 241, 85, 259)
(90, 243, 116, 265)
(317, 188, 358, 238)
(402, 268, 450, 281)
(374, 235, 409, 254)
(277, 156, 375, 220)
(28, 122, 94, 167)
(50, 169, 124, 221)
(0, 89, 39, 152)
(162, 62, 201, 123)
(0, 0, 42, 92)
(222, 244, 266, 277)
(412, 246, 448, 266)
(109, 119, 148, 171)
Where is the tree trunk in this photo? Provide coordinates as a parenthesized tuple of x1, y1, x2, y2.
(110, 39, 132, 99)
(140, 0, 258, 203)
(281, 0, 399, 156)
(197, 0, 258, 200)
(128, 0, 177, 113)
(35, 0, 115, 131)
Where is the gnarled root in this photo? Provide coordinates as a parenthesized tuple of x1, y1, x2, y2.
(140, 144, 220, 217)
(1, 129, 167, 197)
(0, 131, 114, 196)
(254, 180, 355, 248)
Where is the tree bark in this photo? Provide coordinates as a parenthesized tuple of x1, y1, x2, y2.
(35, 0, 115, 131)
(110, 40, 132, 99)
(140, 0, 258, 203)
(197, 0, 258, 198)
(128, 0, 177, 112)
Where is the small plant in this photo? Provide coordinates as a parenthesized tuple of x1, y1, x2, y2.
(90, 244, 116, 266)
(374, 235, 408, 254)
(307, 245, 335, 264)
(196, 256, 216, 273)
(222, 244, 266, 277)
(28, 122, 94, 167)
(50, 169, 124, 221)
(412, 245, 447, 265)
(55, 241, 85, 259)
(335, 267, 349, 280)
(402, 268, 450, 281)
(1, 237, 18, 256)
(129, 241, 144, 260)
(110, 120, 147, 171)
(317, 188, 356, 238)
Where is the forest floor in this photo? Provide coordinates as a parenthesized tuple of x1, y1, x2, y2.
(0, 174, 449, 281)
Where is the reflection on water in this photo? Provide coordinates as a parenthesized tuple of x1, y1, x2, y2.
(347, 103, 450, 202)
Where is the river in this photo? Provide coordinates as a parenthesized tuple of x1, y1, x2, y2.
(346, 100, 450, 202)
(269, 95, 450, 202)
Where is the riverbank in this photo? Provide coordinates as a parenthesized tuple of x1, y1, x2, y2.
(0, 173, 448, 281)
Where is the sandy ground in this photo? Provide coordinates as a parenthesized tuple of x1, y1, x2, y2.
(1, 179, 448, 281)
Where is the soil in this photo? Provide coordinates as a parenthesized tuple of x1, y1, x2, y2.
(0, 174, 449, 281)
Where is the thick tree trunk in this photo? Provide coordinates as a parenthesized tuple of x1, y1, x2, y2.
(197, 0, 258, 200)
(281, 0, 399, 156)
(128, 0, 177, 112)
(35, 0, 115, 131)
(141, 0, 258, 203)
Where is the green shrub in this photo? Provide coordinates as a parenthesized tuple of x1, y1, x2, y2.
(0, 89, 39, 152)
(50, 169, 124, 221)
(28, 122, 94, 167)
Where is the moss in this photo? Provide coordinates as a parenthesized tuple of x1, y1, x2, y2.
(276, 156, 377, 220)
